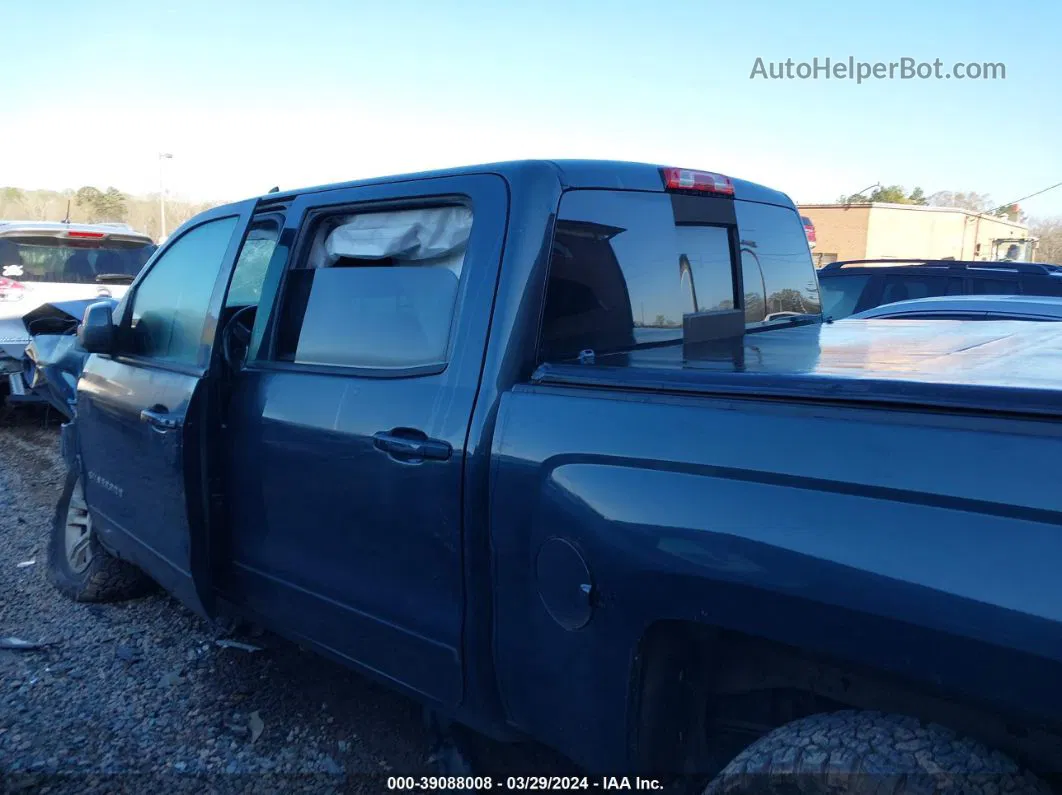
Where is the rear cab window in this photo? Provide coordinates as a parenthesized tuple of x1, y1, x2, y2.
(538, 189, 820, 362)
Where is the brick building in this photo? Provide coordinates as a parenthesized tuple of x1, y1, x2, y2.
(798, 202, 1029, 267)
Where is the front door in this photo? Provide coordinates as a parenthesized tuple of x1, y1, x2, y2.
(220, 175, 508, 705)
(76, 202, 257, 618)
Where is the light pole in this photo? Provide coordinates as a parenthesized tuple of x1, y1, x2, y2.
(158, 152, 173, 240)
(843, 182, 880, 206)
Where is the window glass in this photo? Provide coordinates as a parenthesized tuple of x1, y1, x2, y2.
(740, 251, 767, 323)
(127, 216, 238, 364)
(880, 275, 949, 304)
(0, 237, 155, 284)
(967, 277, 1015, 295)
(818, 275, 870, 319)
(540, 190, 737, 361)
(734, 201, 822, 320)
(226, 220, 280, 307)
(275, 205, 470, 369)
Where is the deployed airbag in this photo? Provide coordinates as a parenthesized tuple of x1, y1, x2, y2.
(308, 206, 472, 271)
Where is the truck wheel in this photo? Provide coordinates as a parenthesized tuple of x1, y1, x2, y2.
(705, 711, 1048, 794)
(47, 467, 156, 602)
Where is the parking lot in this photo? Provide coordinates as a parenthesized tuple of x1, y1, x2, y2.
(0, 412, 567, 794)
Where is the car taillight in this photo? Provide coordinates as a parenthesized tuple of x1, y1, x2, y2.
(66, 231, 106, 239)
(805, 225, 817, 242)
(0, 276, 25, 302)
(661, 167, 735, 196)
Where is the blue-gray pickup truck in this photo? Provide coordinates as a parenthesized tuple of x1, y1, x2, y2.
(47, 160, 1062, 793)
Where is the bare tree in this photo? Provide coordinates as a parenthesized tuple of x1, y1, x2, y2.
(1, 186, 225, 240)
(1029, 217, 1062, 264)
(22, 195, 52, 221)
(927, 191, 994, 213)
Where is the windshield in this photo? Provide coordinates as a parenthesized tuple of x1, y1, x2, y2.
(819, 274, 871, 319)
(0, 236, 156, 284)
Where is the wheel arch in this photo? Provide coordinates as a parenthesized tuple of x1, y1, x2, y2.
(626, 620, 1062, 781)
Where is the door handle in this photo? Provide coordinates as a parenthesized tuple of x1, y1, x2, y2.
(140, 406, 181, 431)
(373, 429, 452, 462)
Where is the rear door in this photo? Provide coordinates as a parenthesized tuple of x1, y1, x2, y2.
(75, 202, 257, 618)
(221, 175, 508, 704)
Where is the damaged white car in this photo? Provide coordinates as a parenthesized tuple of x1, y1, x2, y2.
(0, 220, 156, 402)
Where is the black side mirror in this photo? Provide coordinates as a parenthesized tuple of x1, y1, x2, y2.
(78, 301, 117, 354)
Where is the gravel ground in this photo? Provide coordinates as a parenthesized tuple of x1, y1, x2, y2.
(0, 410, 571, 794)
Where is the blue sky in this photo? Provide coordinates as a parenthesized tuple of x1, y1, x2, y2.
(3, 0, 1060, 217)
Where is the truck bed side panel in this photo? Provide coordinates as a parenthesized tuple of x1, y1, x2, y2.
(489, 386, 1062, 772)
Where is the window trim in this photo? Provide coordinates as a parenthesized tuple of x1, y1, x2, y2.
(878, 311, 989, 321)
(250, 193, 475, 380)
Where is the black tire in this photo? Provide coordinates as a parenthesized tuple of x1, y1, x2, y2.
(705, 711, 1049, 795)
(47, 466, 157, 602)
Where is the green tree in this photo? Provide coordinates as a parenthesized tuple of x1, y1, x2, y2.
(838, 185, 927, 205)
(74, 186, 104, 221)
(98, 187, 128, 222)
(74, 185, 128, 222)
(868, 185, 910, 203)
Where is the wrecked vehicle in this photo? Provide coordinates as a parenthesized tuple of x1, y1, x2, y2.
(47, 160, 1062, 792)
(5, 297, 113, 417)
(0, 220, 155, 400)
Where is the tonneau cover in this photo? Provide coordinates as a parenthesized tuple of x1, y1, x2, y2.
(532, 319, 1062, 417)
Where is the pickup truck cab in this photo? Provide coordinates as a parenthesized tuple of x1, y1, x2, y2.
(50, 161, 1061, 792)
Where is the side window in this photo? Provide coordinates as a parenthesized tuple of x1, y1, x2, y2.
(126, 216, 238, 364)
(540, 190, 737, 362)
(274, 205, 470, 370)
(226, 220, 280, 307)
(967, 277, 1015, 295)
(880, 275, 950, 304)
(819, 274, 872, 319)
(733, 201, 821, 321)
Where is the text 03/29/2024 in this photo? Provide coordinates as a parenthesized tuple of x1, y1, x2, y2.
(386, 776, 664, 790)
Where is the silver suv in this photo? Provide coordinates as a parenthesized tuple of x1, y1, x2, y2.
(1, 220, 156, 390)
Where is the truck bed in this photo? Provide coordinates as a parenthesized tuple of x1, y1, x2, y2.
(492, 319, 1062, 771)
(532, 318, 1062, 417)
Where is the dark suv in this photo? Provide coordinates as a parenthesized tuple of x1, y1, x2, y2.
(817, 258, 1062, 319)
